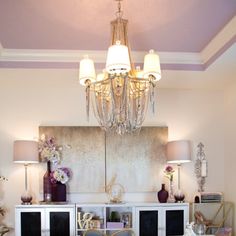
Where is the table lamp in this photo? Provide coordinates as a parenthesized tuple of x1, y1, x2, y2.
(13, 140, 39, 204)
(166, 140, 191, 202)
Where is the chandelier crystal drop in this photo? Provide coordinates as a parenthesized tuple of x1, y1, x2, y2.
(79, 0, 162, 135)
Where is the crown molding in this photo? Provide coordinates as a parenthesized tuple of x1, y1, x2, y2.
(0, 48, 202, 66)
(201, 15, 236, 65)
(0, 49, 106, 63)
(0, 17, 235, 70)
(0, 42, 3, 56)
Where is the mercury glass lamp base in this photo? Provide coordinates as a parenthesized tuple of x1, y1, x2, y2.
(21, 190, 33, 205)
(174, 189, 185, 202)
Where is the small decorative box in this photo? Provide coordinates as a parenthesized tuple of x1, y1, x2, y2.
(106, 222, 124, 229)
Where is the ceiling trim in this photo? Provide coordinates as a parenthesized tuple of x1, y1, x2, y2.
(0, 16, 235, 70)
(0, 48, 202, 64)
(201, 15, 236, 65)
(0, 42, 3, 56)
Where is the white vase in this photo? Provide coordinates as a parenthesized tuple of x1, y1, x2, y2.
(168, 180, 175, 203)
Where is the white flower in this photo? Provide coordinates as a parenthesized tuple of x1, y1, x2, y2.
(52, 168, 70, 184)
(39, 135, 61, 163)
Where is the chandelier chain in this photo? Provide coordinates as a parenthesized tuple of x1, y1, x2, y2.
(115, 0, 123, 19)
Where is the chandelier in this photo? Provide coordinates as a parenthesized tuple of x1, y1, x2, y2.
(79, 0, 161, 135)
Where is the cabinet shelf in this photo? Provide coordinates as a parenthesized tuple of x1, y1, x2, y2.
(105, 228, 134, 231)
(77, 229, 105, 232)
(77, 228, 134, 231)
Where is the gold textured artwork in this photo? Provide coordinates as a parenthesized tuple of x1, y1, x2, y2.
(39, 126, 168, 193)
(39, 126, 105, 193)
(106, 127, 168, 192)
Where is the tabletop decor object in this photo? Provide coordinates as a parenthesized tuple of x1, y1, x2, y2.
(39, 134, 63, 202)
(166, 140, 191, 202)
(51, 167, 71, 202)
(107, 183, 124, 203)
(13, 140, 39, 204)
(157, 183, 169, 203)
(184, 222, 196, 236)
(164, 165, 175, 202)
(106, 175, 125, 203)
(43, 160, 52, 202)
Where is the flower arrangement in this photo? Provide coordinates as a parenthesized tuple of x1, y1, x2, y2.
(0, 176, 7, 181)
(0, 207, 5, 216)
(0, 176, 7, 217)
(164, 165, 175, 181)
(50, 167, 71, 184)
(39, 134, 62, 163)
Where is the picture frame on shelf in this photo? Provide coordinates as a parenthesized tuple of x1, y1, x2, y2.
(121, 212, 132, 228)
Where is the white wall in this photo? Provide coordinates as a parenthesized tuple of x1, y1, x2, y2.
(0, 69, 225, 234)
(224, 79, 236, 233)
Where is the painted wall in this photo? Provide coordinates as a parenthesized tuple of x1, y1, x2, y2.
(224, 79, 236, 233)
(0, 69, 225, 234)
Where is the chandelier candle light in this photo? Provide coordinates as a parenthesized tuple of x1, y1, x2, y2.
(79, 0, 161, 135)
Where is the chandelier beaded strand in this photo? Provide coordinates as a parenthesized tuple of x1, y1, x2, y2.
(79, 0, 162, 134)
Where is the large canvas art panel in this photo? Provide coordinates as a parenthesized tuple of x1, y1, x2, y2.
(39, 126, 106, 193)
(105, 127, 168, 192)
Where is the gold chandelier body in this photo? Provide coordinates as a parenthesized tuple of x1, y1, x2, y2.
(79, 1, 161, 134)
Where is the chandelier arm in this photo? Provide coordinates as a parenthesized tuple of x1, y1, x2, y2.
(85, 83, 90, 121)
(148, 75, 156, 115)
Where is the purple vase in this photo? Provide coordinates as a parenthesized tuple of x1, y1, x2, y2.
(52, 182, 67, 202)
(43, 161, 52, 202)
(157, 184, 169, 203)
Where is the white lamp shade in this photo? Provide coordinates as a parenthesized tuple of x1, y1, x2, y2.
(106, 41, 131, 74)
(143, 49, 161, 81)
(14, 140, 39, 164)
(166, 140, 191, 164)
(79, 56, 96, 86)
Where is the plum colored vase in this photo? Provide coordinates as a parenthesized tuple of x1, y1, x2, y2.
(43, 161, 52, 202)
(52, 182, 67, 202)
(157, 184, 169, 203)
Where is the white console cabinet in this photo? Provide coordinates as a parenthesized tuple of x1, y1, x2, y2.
(15, 204, 75, 236)
(15, 202, 189, 236)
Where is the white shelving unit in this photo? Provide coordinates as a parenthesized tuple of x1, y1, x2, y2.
(76, 203, 136, 236)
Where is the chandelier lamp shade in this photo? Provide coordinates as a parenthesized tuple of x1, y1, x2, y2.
(79, 0, 162, 134)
